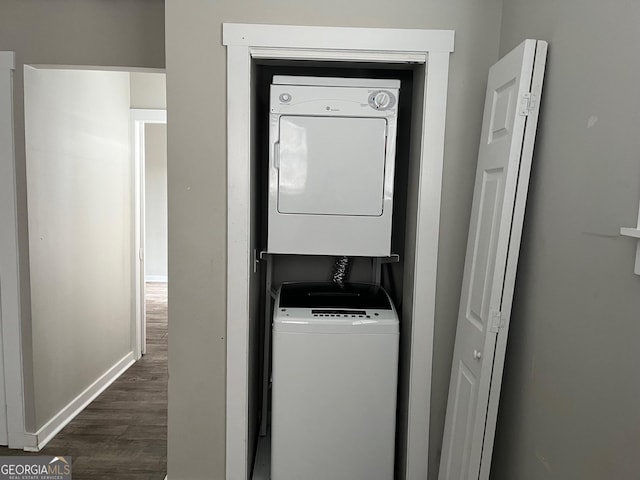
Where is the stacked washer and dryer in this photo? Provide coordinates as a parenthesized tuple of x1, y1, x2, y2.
(266, 76, 401, 480)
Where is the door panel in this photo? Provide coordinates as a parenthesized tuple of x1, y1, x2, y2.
(439, 39, 547, 480)
(467, 169, 503, 328)
(445, 361, 477, 480)
(488, 79, 516, 143)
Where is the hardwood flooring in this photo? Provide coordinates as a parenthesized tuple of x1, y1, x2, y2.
(0, 282, 168, 480)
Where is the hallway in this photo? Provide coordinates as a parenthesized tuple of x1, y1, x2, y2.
(0, 282, 168, 479)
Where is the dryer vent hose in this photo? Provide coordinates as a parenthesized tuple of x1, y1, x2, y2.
(331, 256, 351, 287)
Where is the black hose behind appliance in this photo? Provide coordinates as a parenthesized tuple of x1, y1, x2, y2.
(331, 256, 351, 287)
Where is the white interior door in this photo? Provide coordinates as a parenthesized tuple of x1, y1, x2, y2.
(438, 39, 547, 480)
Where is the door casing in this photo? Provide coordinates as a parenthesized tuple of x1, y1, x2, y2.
(224, 23, 454, 480)
(131, 108, 167, 359)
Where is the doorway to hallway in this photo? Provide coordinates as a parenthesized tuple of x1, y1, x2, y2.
(0, 283, 168, 479)
(21, 66, 167, 453)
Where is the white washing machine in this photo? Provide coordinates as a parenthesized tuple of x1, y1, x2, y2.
(271, 282, 399, 480)
(268, 76, 400, 257)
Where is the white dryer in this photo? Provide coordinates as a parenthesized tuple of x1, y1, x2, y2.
(271, 282, 399, 480)
(268, 76, 400, 257)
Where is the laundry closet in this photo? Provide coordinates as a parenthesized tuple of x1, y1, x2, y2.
(223, 24, 456, 480)
(248, 61, 424, 480)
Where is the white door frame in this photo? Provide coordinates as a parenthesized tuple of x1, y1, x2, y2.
(0, 51, 28, 448)
(131, 108, 167, 359)
(223, 24, 453, 480)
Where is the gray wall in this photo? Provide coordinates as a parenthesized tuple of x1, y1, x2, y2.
(492, 1, 640, 479)
(165, 1, 503, 478)
(0, 0, 164, 432)
(145, 123, 168, 281)
(24, 67, 133, 428)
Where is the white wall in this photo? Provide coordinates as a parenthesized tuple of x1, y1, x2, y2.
(130, 72, 167, 110)
(492, 1, 640, 479)
(144, 123, 168, 281)
(165, 2, 504, 478)
(24, 67, 133, 429)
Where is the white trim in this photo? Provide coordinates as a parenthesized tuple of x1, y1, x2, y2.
(0, 51, 28, 449)
(130, 109, 167, 359)
(620, 227, 640, 239)
(249, 47, 427, 63)
(0, 53, 16, 70)
(145, 275, 168, 283)
(27, 65, 166, 74)
(131, 108, 167, 122)
(620, 214, 640, 275)
(224, 24, 453, 480)
(620, 223, 640, 275)
(226, 43, 252, 480)
(223, 24, 454, 52)
(404, 51, 451, 480)
(24, 351, 135, 451)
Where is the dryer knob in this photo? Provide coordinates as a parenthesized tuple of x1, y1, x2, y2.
(373, 91, 391, 109)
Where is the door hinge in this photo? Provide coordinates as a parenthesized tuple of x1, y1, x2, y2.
(490, 310, 504, 333)
(519, 92, 536, 116)
(139, 248, 144, 261)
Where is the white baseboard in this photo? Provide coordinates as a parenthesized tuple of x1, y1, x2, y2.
(18, 432, 38, 451)
(24, 351, 136, 451)
(145, 275, 168, 283)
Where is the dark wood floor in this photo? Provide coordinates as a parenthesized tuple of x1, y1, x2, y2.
(0, 282, 168, 480)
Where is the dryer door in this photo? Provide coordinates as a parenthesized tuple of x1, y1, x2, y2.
(277, 115, 387, 216)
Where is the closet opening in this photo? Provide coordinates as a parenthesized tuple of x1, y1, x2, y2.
(248, 59, 422, 480)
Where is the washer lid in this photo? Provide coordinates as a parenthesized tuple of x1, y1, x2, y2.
(278, 282, 392, 310)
